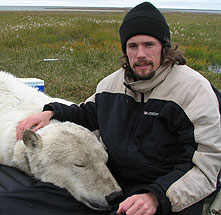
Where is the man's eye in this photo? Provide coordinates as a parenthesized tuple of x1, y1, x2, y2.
(144, 42, 154, 47)
(127, 44, 137, 48)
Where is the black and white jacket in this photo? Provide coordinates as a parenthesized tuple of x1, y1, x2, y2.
(44, 64, 221, 214)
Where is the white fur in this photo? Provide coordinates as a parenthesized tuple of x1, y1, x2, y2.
(0, 71, 121, 211)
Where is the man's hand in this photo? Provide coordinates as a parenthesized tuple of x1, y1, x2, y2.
(16, 110, 54, 140)
(117, 193, 159, 215)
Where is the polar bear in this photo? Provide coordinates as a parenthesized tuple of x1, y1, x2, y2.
(0, 71, 122, 211)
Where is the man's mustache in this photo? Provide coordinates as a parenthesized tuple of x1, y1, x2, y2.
(133, 60, 154, 68)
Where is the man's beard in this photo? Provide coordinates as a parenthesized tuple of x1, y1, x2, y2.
(132, 59, 156, 80)
(132, 70, 156, 80)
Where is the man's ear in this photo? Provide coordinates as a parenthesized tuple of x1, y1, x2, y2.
(22, 129, 42, 149)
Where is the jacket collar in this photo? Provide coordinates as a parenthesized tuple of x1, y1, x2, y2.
(124, 65, 173, 94)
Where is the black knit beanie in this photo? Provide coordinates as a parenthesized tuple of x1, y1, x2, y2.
(120, 2, 170, 54)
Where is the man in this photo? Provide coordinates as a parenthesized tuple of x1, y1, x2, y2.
(11, 2, 221, 215)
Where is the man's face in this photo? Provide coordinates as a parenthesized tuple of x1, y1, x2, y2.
(126, 35, 162, 80)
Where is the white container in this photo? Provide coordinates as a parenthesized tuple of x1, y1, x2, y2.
(18, 78, 44, 92)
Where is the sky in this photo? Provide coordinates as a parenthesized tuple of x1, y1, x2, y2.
(0, 0, 220, 10)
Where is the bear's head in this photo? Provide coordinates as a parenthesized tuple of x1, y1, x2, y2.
(20, 121, 122, 211)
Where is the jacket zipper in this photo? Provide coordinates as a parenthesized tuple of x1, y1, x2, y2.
(141, 93, 144, 103)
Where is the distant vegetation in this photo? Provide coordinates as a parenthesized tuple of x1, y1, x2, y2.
(0, 11, 220, 103)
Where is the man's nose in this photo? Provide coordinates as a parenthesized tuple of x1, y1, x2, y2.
(137, 46, 146, 58)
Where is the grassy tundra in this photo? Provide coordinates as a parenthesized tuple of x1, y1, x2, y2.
(0, 11, 220, 103)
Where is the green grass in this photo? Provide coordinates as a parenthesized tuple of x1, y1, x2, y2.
(0, 11, 220, 103)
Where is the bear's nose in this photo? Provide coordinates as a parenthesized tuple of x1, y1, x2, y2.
(105, 191, 124, 206)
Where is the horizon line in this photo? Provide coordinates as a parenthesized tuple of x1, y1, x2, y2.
(0, 5, 221, 11)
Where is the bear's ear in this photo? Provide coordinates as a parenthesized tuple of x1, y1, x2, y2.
(22, 129, 42, 149)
